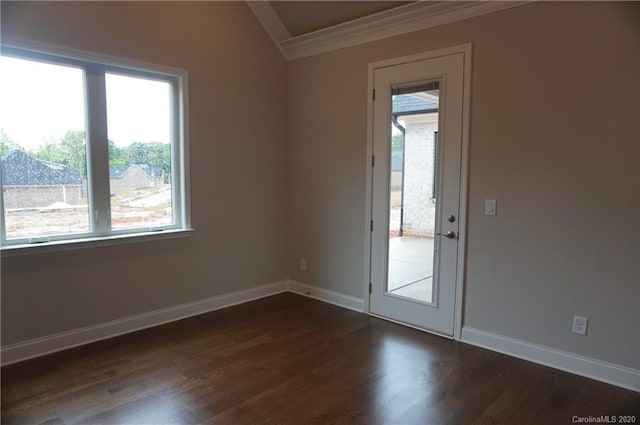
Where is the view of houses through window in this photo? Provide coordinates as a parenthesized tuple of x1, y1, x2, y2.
(0, 57, 90, 239)
(106, 73, 173, 230)
(1, 54, 177, 242)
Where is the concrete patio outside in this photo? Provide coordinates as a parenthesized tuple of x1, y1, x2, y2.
(387, 236, 434, 303)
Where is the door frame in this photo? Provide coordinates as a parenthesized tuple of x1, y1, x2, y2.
(363, 44, 472, 341)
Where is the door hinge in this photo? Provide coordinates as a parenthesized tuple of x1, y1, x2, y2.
(372, 89, 376, 101)
(369, 282, 372, 293)
(371, 155, 375, 167)
(370, 220, 374, 232)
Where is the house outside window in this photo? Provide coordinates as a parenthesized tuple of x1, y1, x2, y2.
(0, 44, 190, 251)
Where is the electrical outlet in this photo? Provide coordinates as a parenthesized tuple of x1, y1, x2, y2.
(572, 315, 588, 336)
(299, 259, 307, 272)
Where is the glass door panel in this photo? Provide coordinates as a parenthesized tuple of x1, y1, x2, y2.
(387, 82, 440, 304)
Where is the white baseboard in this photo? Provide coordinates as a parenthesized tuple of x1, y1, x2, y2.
(287, 280, 365, 313)
(1, 280, 288, 366)
(5, 282, 636, 394)
(461, 326, 640, 393)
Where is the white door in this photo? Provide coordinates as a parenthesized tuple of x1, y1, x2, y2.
(369, 51, 466, 336)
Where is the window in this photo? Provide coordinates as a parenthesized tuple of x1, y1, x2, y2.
(0, 45, 190, 250)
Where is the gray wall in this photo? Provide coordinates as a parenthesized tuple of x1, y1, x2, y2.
(287, 2, 639, 369)
(1, 1, 288, 344)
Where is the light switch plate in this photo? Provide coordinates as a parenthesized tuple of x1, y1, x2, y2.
(572, 315, 588, 336)
(485, 199, 496, 216)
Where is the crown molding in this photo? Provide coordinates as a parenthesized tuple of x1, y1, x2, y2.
(246, 1, 291, 57)
(249, 1, 532, 61)
(282, 1, 532, 60)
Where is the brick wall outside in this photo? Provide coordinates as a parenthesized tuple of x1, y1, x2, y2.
(402, 120, 437, 237)
(3, 186, 82, 209)
(110, 167, 162, 193)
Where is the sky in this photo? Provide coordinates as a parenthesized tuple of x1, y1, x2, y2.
(0, 55, 171, 151)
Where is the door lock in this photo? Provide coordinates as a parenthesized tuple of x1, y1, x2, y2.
(436, 231, 457, 239)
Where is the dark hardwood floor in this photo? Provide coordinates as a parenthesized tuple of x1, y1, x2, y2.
(2, 293, 639, 424)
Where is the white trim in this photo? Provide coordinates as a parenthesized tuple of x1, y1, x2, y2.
(280, 2, 530, 60)
(453, 45, 472, 341)
(363, 65, 375, 314)
(179, 61, 191, 231)
(368, 44, 470, 71)
(1, 36, 188, 77)
(0, 280, 365, 365)
(245, 1, 289, 58)
(365, 44, 471, 341)
(3, 281, 637, 393)
(1, 228, 193, 257)
(1, 281, 288, 365)
(246, 1, 291, 44)
(287, 280, 365, 313)
(461, 327, 640, 393)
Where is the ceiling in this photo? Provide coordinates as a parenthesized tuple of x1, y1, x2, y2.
(247, 1, 530, 60)
(269, 1, 412, 37)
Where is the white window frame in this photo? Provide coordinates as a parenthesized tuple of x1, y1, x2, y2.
(0, 39, 191, 255)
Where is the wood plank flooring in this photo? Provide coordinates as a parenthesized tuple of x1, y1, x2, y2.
(2, 293, 639, 424)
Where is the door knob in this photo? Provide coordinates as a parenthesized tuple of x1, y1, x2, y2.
(437, 231, 457, 239)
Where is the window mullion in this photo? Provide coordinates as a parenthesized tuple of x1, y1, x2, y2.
(170, 81, 182, 228)
(85, 66, 111, 236)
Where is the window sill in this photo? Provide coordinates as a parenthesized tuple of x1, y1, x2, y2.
(1, 228, 194, 257)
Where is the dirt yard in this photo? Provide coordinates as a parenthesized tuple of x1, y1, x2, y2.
(4, 187, 172, 240)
